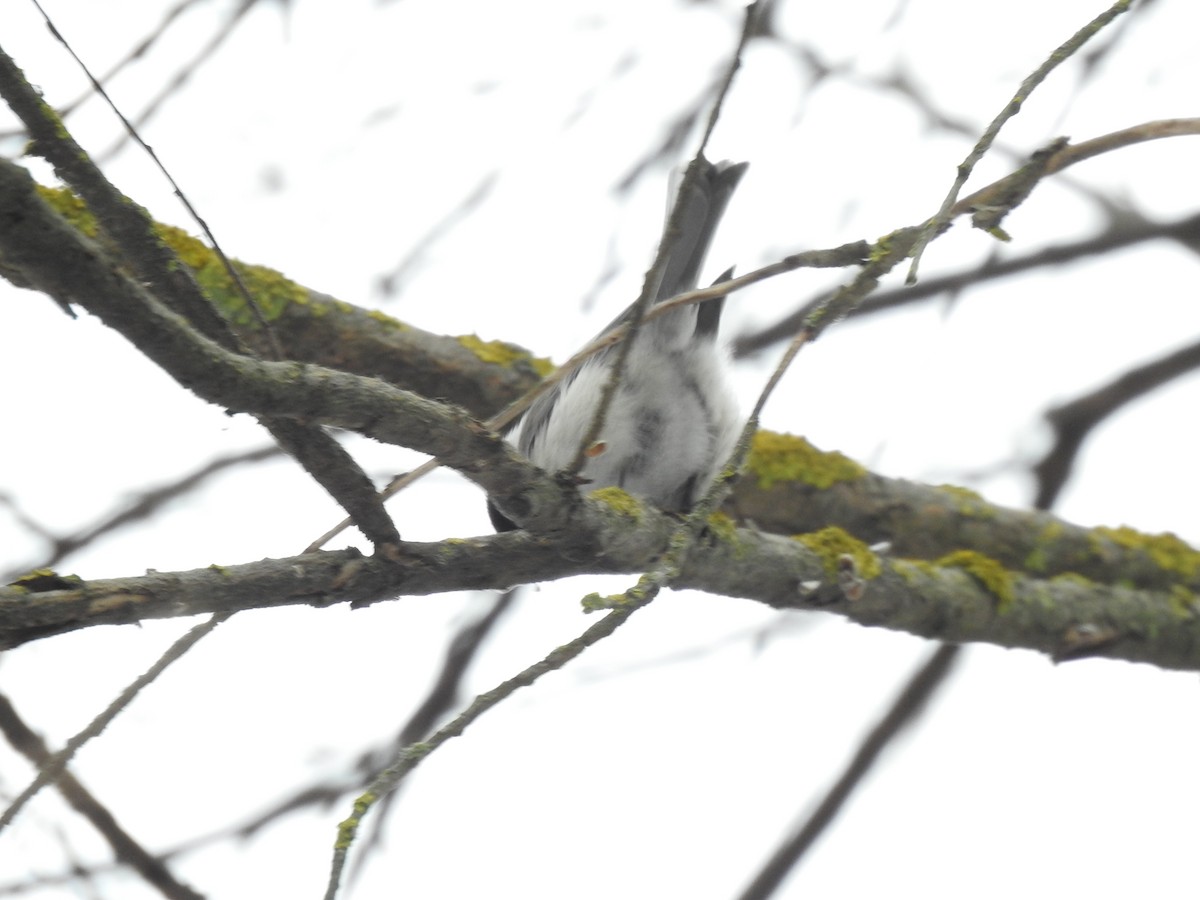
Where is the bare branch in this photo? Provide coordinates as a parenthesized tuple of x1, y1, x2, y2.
(0, 693, 204, 900)
(3, 446, 280, 579)
(97, 0, 267, 162)
(0, 616, 226, 834)
(348, 588, 520, 874)
(951, 118, 1200, 220)
(1035, 337, 1200, 508)
(736, 643, 962, 900)
(325, 590, 653, 900)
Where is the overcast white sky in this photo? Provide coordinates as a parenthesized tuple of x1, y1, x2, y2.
(3, 1, 1200, 898)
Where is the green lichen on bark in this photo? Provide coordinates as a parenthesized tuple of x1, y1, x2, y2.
(1091, 525, 1200, 581)
(934, 484, 995, 519)
(34, 185, 98, 237)
(705, 510, 739, 543)
(795, 526, 881, 580)
(31, 185, 312, 328)
(154, 222, 307, 326)
(458, 333, 554, 376)
(747, 431, 865, 490)
(934, 550, 1015, 611)
(589, 486, 644, 522)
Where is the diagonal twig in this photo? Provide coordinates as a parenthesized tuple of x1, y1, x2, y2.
(735, 644, 962, 900)
(0, 690, 207, 900)
(906, 0, 1134, 282)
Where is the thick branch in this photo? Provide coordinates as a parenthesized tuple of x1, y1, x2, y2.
(730, 436, 1200, 594)
(1, 510, 1198, 669)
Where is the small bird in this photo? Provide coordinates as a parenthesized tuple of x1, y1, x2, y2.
(490, 157, 746, 532)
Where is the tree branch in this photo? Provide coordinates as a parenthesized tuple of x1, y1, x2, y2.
(2, 502, 1199, 669)
(1034, 336, 1200, 508)
(2, 447, 281, 579)
(728, 433, 1200, 593)
(733, 210, 1200, 357)
(736, 643, 962, 900)
(0, 692, 204, 900)
(906, 0, 1135, 279)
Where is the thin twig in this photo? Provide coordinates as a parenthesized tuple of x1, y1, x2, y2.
(735, 644, 962, 900)
(322, 599, 646, 900)
(1034, 336, 1200, 509)
(730, 14, 1143, 895)
(906, 0, 1133, 282)
(31, 0, 283, 359)
(735, 202, 1200, 357)
(348, 588, 520, 882)
(5, 446, 280, 579)
(0, 614, 228, 834)
(0, 690, 208, 900)
(99, 0, 262, 163)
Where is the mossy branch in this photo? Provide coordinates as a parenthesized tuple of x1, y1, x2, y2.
(734, 432, 1200, 594)
(3, 510, 1200, 670)
(31, 184, 548, 420)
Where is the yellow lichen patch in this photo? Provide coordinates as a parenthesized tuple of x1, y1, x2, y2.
(935, 550, 1015, 611)
(153, 222, 308, 327)
(795, 526, 881, 580)
(33, 185, 406, 335)
(869, 231, 897, 263)
(1092, 525, 1200, 580)
(705, 510, 739, 544)
(35, 185, 99, 237)
(747, 431, 865, 490)
(457, 334, 554, 376)
(868, 226, 918, 265)
(589, 485, 644, 522)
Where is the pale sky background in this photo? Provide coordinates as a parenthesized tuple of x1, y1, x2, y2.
(2, 1, 1200, 898)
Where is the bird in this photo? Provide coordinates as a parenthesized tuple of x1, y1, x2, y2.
(489, 157, 746, 532)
